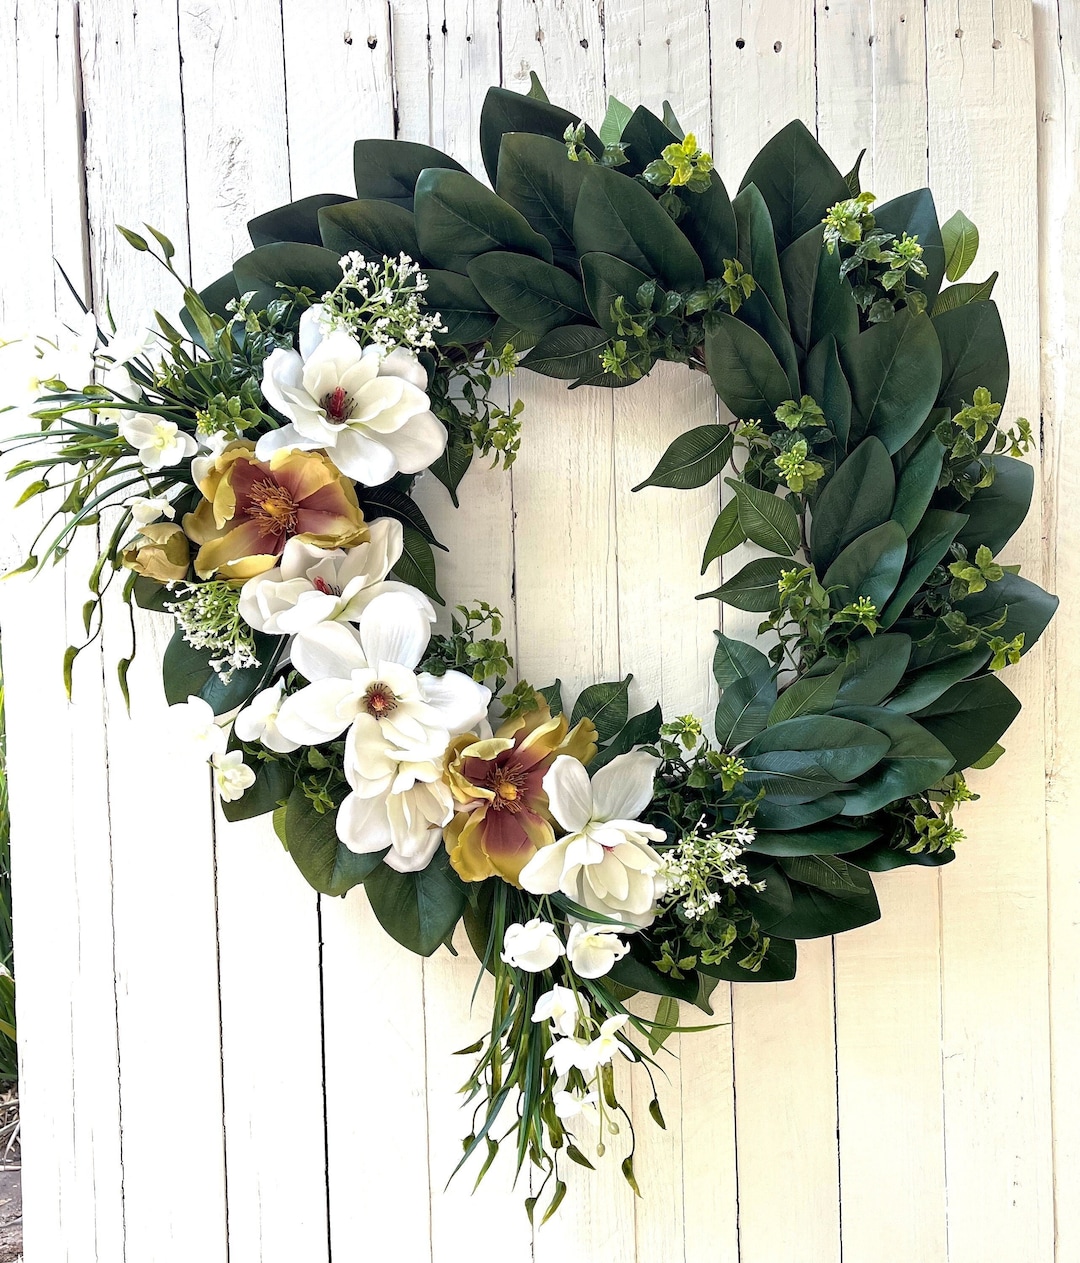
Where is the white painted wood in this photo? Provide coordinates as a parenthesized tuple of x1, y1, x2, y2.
(1033, 8, 1080, 1263)
(1, 3, 1073, 1261)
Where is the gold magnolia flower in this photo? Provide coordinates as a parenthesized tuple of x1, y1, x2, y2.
(121, 522, 190, 583)
(183, 442, 367, 581)
(445, 699, 597, 887)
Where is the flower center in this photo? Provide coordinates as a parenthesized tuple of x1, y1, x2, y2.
(488, 764, 527, 811)
(248, 478, 299, 536)
(363, 682, 398, 719)
(321, 385, 354, 425)
(312, 576, 340, 596)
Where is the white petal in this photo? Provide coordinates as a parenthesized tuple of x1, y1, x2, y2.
(254, 424, 321, 460)
(543, 756, 595, 833)
(261, 348, 308, 419)
(336, 790, 393, 854)
(275, 678, 361, 744)
(374, 410, 448, 475)
(298, 304, 327, 360)
(290, 620, 368, 681)
(329, 425, 399, 486)
(416, 670, 491, 735)
(589, 750, 660, 823)
(337, 517, 403, 589)
(379, 346, 428, 389)
(357, 591, 432, 671)
(519, 838, 572, 896)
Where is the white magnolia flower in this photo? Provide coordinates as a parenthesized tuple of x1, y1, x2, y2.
(531, 985, 581, 1038)
(256, 305, 447, 486)
(553, 1083, 600, 1122)
(96, 315, 158, 422)
(118, 414, 198, 470)
(519, 751, 667, 929)
(169, 695, 227, 758)
(234, 681, 301, 754)
(212, 750, 255, 802)
(0, 313, 97, 426)
(566, 921, 629, 979)
(238, 520, 432, 638)
(501, 919, 565, 972)
(127, 494, 175, 527)
(274, 590, 490, 874)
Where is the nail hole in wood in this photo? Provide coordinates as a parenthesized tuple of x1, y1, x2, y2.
(367, 35, 377, 49)
(774, 40, 782, 52)
(343, 31, 353, 44)
(735, 37, 745, 49)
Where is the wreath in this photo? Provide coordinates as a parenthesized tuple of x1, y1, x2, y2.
(3, 78, 1057, 1216)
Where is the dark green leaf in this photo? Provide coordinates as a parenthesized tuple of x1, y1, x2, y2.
(739, 119, 849, 254)
(704, 313, 792, 419)
(284, 786, 385, 896)
(804, 335, 853, 449)
(414, 168, 552, 274)
(714, 673, 777, 746)
(733, 182, 787, 321)
(841, 308, 942, 454)
(822, 519, 908, 609)
(886, 645, 991, 715)
(701, 936, 798, 983)
(591, 703, 663, 770)
(467, 251, 588, 338)
(832, 705, 956, 815)
(618, 104, 678, 174)
(427, 429, 473, 506)
(480, 85, 601, 186)
(742, 714, 891, 781)
(221, 745, 293, 824)
(162, 626, 281, 714)
(232, 243, 343, 312)
(767, 664, 844, 724)
(958, 571, 1059, 657)
(712, 632, 771, 688)
(780, 224, 858, 358)
(675, 175, 738, 278)
(736, 288, 800, 396)
(749, 825, 880, 856)
(739, 863, 794, 929)
(570, 675, 632, 741)
(701, 500, 746, 571)
(496, 132, 587, 262)
(633, 425, 733, 492)
(248, 193, 351, 247)
(700, 555, 793, 612)
(539, 679, 563, 716)
(932, 300, 1009, 418)
(422, 270, 497, 345)
(731, 479, 801, 555)
(892, 434, 946, 536)
(954, 456, 1033, 557)
(753, 794, 847, 830)
(913, 674, 1022, 771)
(581, 251, 653, 336)
(810, 436, 895, 569)
(779, 853, 867, 894)
(874, 189, 945, 304)
(573, 165, 704, 291)
(317, 199, 420, 259)
(391, 525, 444, 605)
(880, 510, 967, 628)
(930, 271, 998, 317)
(519, 323, 609, 381)
(831, 632, 912, 705)
(364, 849, 467, 957)
(766, 866, 879, 939)
(353, 139, 467, 206)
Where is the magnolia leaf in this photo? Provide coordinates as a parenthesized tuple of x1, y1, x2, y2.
(570, 675, 632, 741)
(704, 313, 792, 420)
(833, 705, 956, 815)
(930, 271, 998, 317)
(414, 168, 553, 273)
(942, 210, 979, 281)
(699, 555, 793, 612)
(712, 632, 771, 688)
(352, 138, 466, 206)
(391, 525, 445, 605)
(767, 663, 844, 725)
(714, 673, 777, 746)
(248, 193, 351, 247)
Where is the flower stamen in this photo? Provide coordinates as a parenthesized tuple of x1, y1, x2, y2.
(363, 682, 399, 719)
(247, 478, 300, 536)
(322, 385, 354, 424)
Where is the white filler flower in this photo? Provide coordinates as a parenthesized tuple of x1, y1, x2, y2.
(256, 306, 446, 486)
(501, 919, 566, 972)
(168, 695, 227, 759)
(531, 985, 581, 1038)
(520, 750, 666, 928)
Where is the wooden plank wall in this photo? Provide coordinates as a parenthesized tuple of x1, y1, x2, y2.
(0, 2, 1075, 1260)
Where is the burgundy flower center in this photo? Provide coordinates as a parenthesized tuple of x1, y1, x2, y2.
(312, 576, 340, 596)
(247, 478, 300, 537)
(363, 682, 398, 719)
(322, 385, 354, 425)
(487, 764, 527, 812)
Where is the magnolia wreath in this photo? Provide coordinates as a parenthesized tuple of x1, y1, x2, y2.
(4, 79, 1058, 1215)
